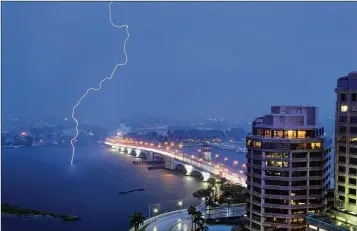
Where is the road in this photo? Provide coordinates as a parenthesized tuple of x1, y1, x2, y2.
(145, 205, 245, 231)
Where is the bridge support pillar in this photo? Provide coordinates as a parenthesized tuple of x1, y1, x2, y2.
(146, 151, 154, 161)
(135, 149, 141, 157)
(184, 164, 193, 176)
(202, 172, 210, 182)
(127, 148, 132, 155)
(165, 157, 175, 169)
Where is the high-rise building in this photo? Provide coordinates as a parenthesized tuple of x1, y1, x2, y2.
(245, 106, 331, 231)
(333, 71, 357, 224)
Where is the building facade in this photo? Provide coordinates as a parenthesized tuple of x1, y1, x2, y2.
(245, 106, 331, 231)
(334, 71, 357, 225)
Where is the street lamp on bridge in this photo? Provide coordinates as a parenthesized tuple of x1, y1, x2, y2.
(233, 160, 238, 170)
(190, 155, 195, 164)
(224, 157, 228, 167)
(148, 204, 159, 219)
(215, 154, 219, 162)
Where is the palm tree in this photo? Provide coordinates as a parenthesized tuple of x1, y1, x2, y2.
(129, 212, 145, 231)
(193, 211, 204, 230)
(187, 206, 196, 231)
(206, 178, 216, 196)
(205, 196, 215, 219)
(222, 187, 234, 214)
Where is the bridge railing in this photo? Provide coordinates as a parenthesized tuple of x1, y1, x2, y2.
(129, 201, 205, 231)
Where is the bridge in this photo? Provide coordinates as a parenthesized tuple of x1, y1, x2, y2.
(104, 137, 246, 186)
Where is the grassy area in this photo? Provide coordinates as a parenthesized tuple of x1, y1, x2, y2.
(1, 203, 80, 221)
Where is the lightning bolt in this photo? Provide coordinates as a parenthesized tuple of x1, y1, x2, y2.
(70, 1, 129, 166)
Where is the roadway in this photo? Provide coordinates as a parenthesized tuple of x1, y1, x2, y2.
(105, 138, 246, 186)
(145, 205, 245, 231)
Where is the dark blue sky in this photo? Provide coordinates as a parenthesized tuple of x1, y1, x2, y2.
(3, 2, 357, 126)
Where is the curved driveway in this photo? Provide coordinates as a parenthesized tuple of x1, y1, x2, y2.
(145, 205, 245, 231)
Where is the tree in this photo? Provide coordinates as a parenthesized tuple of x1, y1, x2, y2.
(187, 206, 197, 231)
(129, 212, 145, 231)
(193, 211, 204, 230)
(205, 196, 215, 219)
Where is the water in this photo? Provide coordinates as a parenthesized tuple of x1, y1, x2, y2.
(1, 145, 211, 231)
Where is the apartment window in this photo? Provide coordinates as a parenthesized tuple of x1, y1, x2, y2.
(341, 105, 349, 112)
(339, 126, 347, 133)
(338, 176, 346, 183)
(338, 186, 345, 193)
(339, 156, 346, 163)
(353, 93, 357, 101)
(351, 148, 357, 155)
(339, 195, 345, 201)
(350, 158, 357, 165)
(351, 137, 357, 144)
(311, 143, 322, 150)
(350, 168, 357, 175)
(350, 178, 357, 185)
(254, 141, 261, 148)
(341, 93, 346, 101)
(339, 136, 346, 143)
(349, 188, 356, 196)
(352, 117, 357, 124)
(339, 146, 347, 152)
(351, 127, 357, 134)
(264, 129, 271, 137)
(284, 130, 297, 138)
(340, 116, 347, 122)
(339, 166, 346, 173)
(349, 198, 356, 204)
(297, 131, 306, 138)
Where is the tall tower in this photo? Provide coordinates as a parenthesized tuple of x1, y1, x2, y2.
(334, 71, 357, 223)
(245, 106, 331, 231)
(201, 144, 212, 161)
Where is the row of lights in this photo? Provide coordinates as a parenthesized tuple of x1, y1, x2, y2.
(107, 137, 247, 170)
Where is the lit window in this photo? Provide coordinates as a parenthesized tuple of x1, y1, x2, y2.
(341, 105, 348, 112)
(297, 131, 306, 138)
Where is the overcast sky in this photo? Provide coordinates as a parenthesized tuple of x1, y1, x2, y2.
(2, 2, 357, 126)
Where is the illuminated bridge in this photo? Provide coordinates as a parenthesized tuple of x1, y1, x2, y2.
(104, 137, 246, 186)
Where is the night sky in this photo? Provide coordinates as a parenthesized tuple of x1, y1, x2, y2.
(2, 2, 357, 126)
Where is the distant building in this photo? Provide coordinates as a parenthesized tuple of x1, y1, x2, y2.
(245, 106, 331, 231)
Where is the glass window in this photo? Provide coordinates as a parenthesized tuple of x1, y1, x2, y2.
(264, 129, 271, 137)
(341, 93, 346, 101)
(340, 116, 347, 122)
(276, 130, 283, 138)
(311, 143, 321, 149)
(349, 198, 356, 204)
(351, 117, 357, 123)
(341, 105, 348, 112)
(297, 131, 306, 138)
(353, 93, 357, 101)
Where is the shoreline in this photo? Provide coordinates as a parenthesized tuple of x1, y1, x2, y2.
(1, 204, 81, 222)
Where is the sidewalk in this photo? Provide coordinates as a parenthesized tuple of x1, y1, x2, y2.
(137, 204, 245, 231)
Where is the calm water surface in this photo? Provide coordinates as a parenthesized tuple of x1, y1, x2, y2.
(1, 145, 213, 231)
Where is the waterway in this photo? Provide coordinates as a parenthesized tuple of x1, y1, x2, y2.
(2, 145, 225, 231)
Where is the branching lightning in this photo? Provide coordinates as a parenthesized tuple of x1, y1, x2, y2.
(70, 1, 129, 165)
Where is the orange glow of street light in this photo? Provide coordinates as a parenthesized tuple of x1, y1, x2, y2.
(233, 160, 238, 165)
(242, 163, 247, 168)
(224, 157, 228, 161)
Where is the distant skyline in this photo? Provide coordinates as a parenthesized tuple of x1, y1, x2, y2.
(2, 2, 357, 127)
